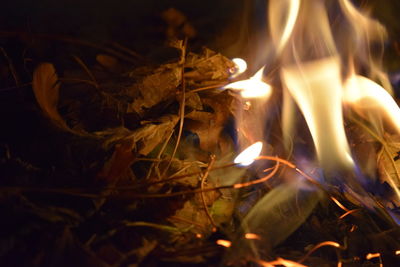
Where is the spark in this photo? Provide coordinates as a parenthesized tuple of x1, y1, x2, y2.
(396, 250, 400, 255)
(216, 239, 231, 248)
(257, 258, 307, 267)
(299, 241, 342, 264)
(366, 253, 381, 260)
(339, 209, 360, 219)
(244, 233, 261, 240)
(366, 253, 383, 267)
(331, 197, 350, 212)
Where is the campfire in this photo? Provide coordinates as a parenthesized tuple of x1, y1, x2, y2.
(0, 0, 400, 266)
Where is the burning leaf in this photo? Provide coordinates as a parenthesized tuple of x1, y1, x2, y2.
(32, 63, 67, 129)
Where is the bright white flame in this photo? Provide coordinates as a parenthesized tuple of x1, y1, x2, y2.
(234, 142, 263, 166)
(343, 75, 400, 132)
(269, 0, 300, 53)
(282, 57, 354, 170)
(232, 58, 248, 76)
(224, 67, 272, 99)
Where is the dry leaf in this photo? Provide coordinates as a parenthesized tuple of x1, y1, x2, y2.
(32, 63, 67, 129)
(184, 48, 235, 87)
(185, 91, 235, 152)
(96, 139, 136, 183)
(96, 54, 120, 72)
(127, 64, 181, 115)
(377, 134, 400, 191)
(127, 115, 179, 155)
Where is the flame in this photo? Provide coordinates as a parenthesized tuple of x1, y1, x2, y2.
(234, 142, 263, 166)
(343, 75, 400, 132)
(269, 0, 300, 53)
(230, 0, 397, 178)
(231, 58, 248, 76)
(224, 67, 272, 99)
(282, 57, 354, 170)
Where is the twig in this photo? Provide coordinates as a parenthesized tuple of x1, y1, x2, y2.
(169, 216, 207, 230)
(58, 78, 98, 88)
(72, 55, 99, 88)
(109, 42, 145, 61)
(0, 47, 21, 87)
(162, 38, 188, 177)
(145, 129, 174, 180)
(200, 155, 217, 230)
(188, 83, 227, 93)
(298, 241, 343, 264)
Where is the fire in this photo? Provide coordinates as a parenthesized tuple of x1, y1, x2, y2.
(343, 74, 400, 132)
(228, 0, 400, 264)
(231, 58, 248, 76)
(234, 141, 263, 166)
(224, 67, 272, 99)
(282, 57, 354, 170)
(229, 0, 399, 173)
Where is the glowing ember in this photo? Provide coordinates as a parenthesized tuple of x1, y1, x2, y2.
(366, 253, 381, 260)
(258, 258, 307, 267)
(234, 141, 263, 166)
(244, 233, 261, 240)
(224, 67, 272, 99)
(396, 250, 400, 255)
(216, 239, 232, 248)
(231, 58, 248, 76)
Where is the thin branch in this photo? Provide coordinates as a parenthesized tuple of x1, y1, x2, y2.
(0, 47, 21, 87)
(162, 38, 188, 177)
(72, 55, 99, 88)
(200, 155, 217, 230)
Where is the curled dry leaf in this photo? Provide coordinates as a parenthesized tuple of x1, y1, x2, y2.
(377, 134, 400, 198)
(185, 91, 236, 152)
(127, 64, 182, 115)
(184, 48, 235, 87)
(32, 63, 68, 129)
(96, 54, 120, 73)
(126, 115, 180, 155)
(96, 139, 136, 183)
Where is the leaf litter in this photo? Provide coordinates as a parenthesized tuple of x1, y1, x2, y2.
(0, 14, 400, 267)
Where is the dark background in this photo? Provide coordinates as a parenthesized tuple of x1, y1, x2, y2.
(0, 0, 399, 69)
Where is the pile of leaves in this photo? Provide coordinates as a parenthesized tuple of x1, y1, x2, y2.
(0, 12, 400, 267)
